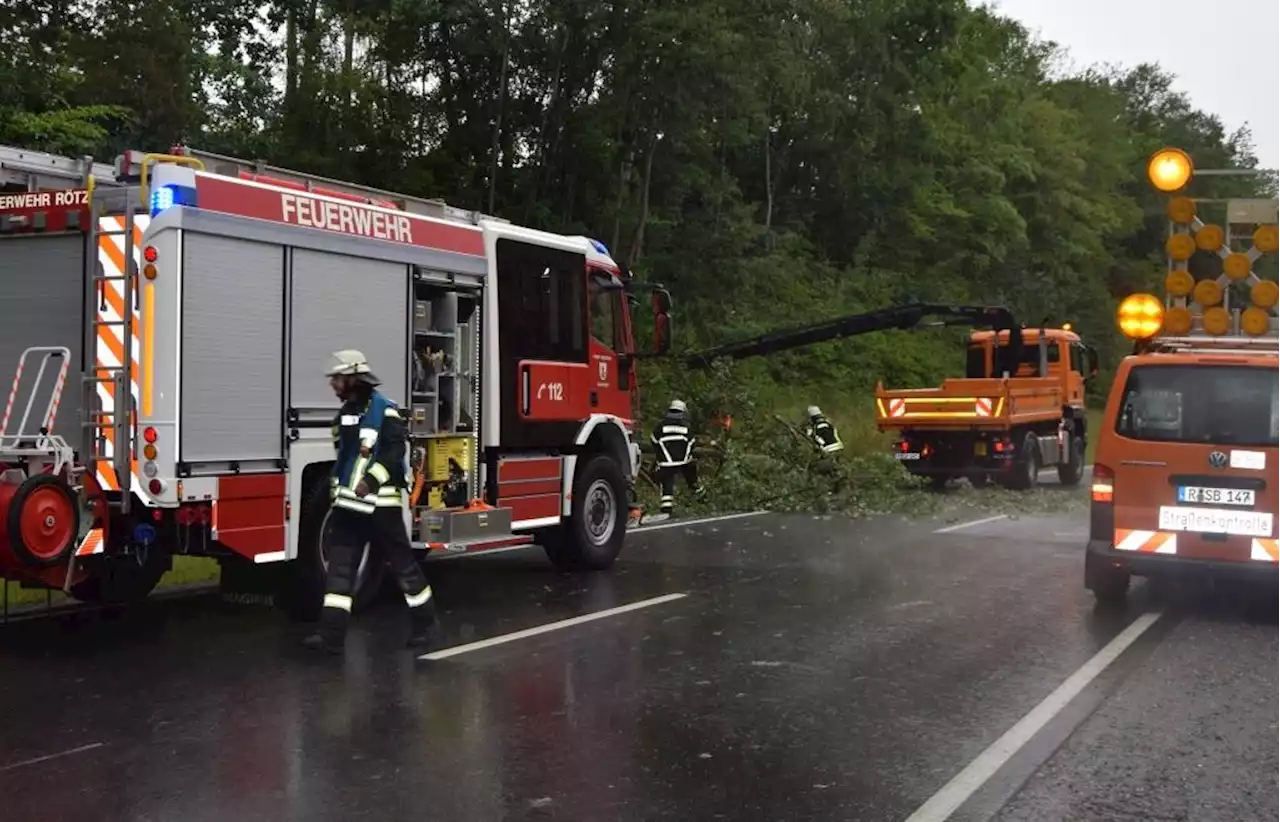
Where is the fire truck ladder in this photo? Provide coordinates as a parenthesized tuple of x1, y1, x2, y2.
(82, 194, 140, 514)
(0, 144, 119, 191)
(0, 347, 75, 477)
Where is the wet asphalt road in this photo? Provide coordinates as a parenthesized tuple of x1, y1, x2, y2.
(0, 508, 1275, 822)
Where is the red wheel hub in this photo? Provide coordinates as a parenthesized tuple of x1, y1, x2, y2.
(19, 485, 75, 562)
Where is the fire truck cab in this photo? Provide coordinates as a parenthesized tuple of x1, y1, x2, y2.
(1085, 157, 1279, 603)
(0, 145, 672, 615)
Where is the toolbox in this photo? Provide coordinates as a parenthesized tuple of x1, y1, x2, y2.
(417, 504, 513, 545)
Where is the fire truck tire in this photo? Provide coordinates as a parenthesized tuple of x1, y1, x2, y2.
(68, 552, 169, 606)
(4, 474, 80, 568)
(1085, 551, 1129, 606)
(542, 453, 628, 572)
(1004, 432, 1040, 491)
(1058, 434, 1085, 487)
(277, 480, 387, 622)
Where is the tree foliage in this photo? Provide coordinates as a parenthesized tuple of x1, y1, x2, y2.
(2, 0, 1272, 509)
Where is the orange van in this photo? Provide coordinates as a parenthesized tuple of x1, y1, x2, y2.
(1086, 295, 1279, 603)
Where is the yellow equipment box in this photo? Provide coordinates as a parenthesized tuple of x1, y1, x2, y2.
(426, 436, 472, 482)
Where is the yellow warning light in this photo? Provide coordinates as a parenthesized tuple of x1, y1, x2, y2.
(1163, 306, 1193, 335)
(1147, 147, 1194, 193)
(1241, 307, 1271, 337)
(1166, 196, 1196, 224)
(1251, 279, 1279, 309)
(1223, 252, 1252, 281)
(1254, 224, 1279, 254)
(1062, 322, 1073, 331)
(1165, 233, 1196, 262)
(1117, 293, 1164, 339)
(1194, 224, 1224, 252)
(1202, 306, 1231, 335)
(1193, 278, 1223, 307)
(1165, 270, 1195, 297)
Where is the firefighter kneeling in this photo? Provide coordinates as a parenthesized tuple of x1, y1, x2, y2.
(804, 405, 844, 455)
(651, 399, 706, 516)
(303, 350, 437, 654)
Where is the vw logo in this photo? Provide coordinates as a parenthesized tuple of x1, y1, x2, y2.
(1208, 451, 1228, 469)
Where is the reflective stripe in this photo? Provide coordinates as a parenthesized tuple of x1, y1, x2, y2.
(323, 593, 353, 611)
(384, 407, 401, 419)
(405, 585, 432, 607)
(340, 414, 361, 425)
(821, 442, 844, 453)
(661, 425, 689, 435)
(367, 462, 391, 483)
(359, 427, 379, 448)
(348, 455, 369, 490)
(334, 497, 375, 514)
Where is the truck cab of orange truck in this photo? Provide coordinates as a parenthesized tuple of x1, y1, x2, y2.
(1085, 148, 1279, 603)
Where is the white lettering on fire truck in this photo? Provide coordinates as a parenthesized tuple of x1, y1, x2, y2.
(0, 189, 89, 210)
(280, 193, 414, 244)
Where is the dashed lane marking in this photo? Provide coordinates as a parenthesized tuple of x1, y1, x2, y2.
(0, 742, 105, 772)
(419, 592, 690, 661)
(933, 514, 1010, 534)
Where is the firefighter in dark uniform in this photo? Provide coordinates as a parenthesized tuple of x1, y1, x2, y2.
(303, 350, 436, 654)
(804, 405, 844, 455)
(650, 399, 706, 515)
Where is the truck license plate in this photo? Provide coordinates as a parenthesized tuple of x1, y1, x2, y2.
(895, 452, 921, 461)
(1158, 506, 1273, 537)
(973, 442, 987, 457)
(1176, 486, 1255, 506)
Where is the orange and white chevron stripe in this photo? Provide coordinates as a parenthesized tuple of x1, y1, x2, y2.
(888, 398, 906, 417)
(1250, 538, 1279, 562)
(76, 527, 105, 557)
(1113, 528, 1178, 554)
(94, 214, 149, 496)
(974, 397, 992, 417)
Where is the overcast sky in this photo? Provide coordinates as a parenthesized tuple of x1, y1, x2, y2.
(989, 0, 1280, 170)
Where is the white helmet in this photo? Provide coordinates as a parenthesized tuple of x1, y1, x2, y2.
(807, 405, 822, 418)
(326, 349, 381, 385)
(668, 399, 688, 414)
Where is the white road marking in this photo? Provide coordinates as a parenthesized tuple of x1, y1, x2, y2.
(0, 742, 105, 772)
(419, 592, 690, 661)
(903, 610, 1164, 822)
(633, 510, 768, 532)
(934, 514, 1009, 534)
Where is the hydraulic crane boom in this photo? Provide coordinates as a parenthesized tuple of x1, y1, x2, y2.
(684, 303, 1022, 370)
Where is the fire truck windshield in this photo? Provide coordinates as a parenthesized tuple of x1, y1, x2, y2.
(1116, 364, 1279, 447)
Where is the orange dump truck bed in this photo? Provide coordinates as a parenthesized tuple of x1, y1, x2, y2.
(875, 378, 1067, 430)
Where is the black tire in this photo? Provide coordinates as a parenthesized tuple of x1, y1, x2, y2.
(1058, 433, 1085, 487)
(1085, 551, 1129, 606)
(69, 551, 169, 606)
(542, 453, 629, 572)
(6, 474, 80, 568)
(1005, 432, 1040, 491)
(275, 478, 386, 622)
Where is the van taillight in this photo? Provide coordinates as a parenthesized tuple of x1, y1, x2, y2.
(1091, 465, 1114, 503)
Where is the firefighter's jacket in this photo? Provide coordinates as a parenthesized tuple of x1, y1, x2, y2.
(651, 411, 695, 468)
(805, 414, 844, 454)
(330, 389, 413, 514)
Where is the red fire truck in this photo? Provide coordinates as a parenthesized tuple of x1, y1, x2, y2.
(0, 144, 672, 616)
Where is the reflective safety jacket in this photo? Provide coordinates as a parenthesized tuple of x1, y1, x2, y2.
(651, 410, 694, 467)
(805, 414, 844, 454)
(330, 389, 412, 514)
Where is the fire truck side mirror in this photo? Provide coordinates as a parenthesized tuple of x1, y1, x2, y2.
(654, 312, 672, 355)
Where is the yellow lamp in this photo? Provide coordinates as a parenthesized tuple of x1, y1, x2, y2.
(1254, 224, 1279, 254)
(1223, 252, 1252, 281)
(1202, 306, 1231, 335)
(1241, 307, 1270, 336)
(1166, 196, 1196, 224)
(1193, 278, 1223, 307)
(1117, 293, 1164, 339)
(1165, 233, 1196, 262)
(1147, 147, 1194, 193)
(1194, 224, 1224, 252)
(1251, 279, 1279, 309)
(1165, 270, 1195, 297)
(1163, 306, 1193, 335)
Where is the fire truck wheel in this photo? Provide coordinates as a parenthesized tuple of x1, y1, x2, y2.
(68, 551, 169, 606)
(543, 453, 628, 572)
(1057, 434, 1085, 487)
(1005, 432, 1040, 491)
(278, 480, 386, 622)
(5, 474, 80, 568)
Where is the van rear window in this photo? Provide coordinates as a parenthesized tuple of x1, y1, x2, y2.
(1116, 365, 1279, 447)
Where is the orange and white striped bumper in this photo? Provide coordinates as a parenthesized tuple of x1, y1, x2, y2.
(1250, 538, 1279, 562)
(75, 527, 105, 557)
(1113, 528, 1177, 555)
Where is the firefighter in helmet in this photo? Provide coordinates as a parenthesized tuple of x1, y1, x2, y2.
(650, 398, 706, 515)
(303, 350, 436, 654)
(804, 405, 844, 455)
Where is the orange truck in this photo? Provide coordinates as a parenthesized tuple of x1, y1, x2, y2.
(875, 326, 1098, 489)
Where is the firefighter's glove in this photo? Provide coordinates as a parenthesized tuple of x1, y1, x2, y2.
(354, 479, 371, 497)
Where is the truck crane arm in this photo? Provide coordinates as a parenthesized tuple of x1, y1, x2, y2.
(684, 303, 1022, 370)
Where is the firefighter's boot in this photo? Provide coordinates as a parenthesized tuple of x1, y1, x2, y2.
(405, 585, 437, 649)
(659, 494, 675, 515)
(302, 598, 350, 654)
